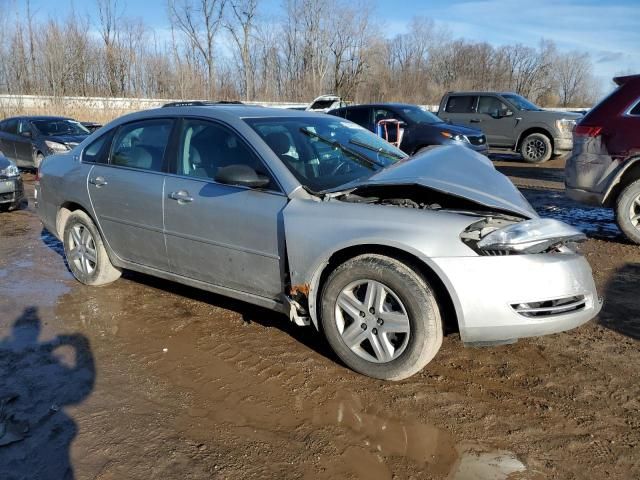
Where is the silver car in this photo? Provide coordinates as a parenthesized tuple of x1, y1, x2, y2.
(36, 105, 601, 380)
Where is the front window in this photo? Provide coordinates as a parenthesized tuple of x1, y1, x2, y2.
(31, 119, 90, 136)
(245, 116, 407, 192)
(502, 94, 542, 111)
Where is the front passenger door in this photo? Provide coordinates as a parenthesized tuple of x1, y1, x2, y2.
(476, 96, 518, 146)
(164, 118, 287, 299)
(0, 119, 19, 163)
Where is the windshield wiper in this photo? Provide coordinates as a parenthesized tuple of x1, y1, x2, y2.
(299, 128, 384, 168)
(348, 138, 405, 160)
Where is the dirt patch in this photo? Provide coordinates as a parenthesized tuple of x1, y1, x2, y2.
(0, 172, 638, 479)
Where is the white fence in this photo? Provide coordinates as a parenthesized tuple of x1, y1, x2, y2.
(0, 94, 588, 115)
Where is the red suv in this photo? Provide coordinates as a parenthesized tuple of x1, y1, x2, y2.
(565, 74, 640, 243)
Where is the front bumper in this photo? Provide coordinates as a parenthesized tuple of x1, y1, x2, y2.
(553, 136, 573, 154)
(0, 176, 24, 206)
(432, 253, 601, 343)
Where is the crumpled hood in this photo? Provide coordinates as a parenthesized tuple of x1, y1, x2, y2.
(330, 145, 538, 219)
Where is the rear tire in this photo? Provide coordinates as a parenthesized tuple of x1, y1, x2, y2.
(320, 254, 443, 381)
(521, 133, 552, 163)
(615, 179, 640, 245)
(63, 210, 121, 285)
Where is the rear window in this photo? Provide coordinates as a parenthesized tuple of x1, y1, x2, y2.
(345, 108, 371, 128)
(309, 99, 336, 110)
(445, 96, 476, 113)
(630, 100, 640, 115)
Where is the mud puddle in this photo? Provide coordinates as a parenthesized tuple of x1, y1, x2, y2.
(305, 393, 527, 480)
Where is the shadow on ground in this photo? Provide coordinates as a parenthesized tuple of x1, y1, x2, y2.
(0, 307, 95, 480)
(599, 263, 640, 340)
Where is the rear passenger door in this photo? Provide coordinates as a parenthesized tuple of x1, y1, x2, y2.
(439, 95, 478, 128)
(476, 95, 518, 146)
(164, 117, 287, 299)
(87, 118, 174, 271)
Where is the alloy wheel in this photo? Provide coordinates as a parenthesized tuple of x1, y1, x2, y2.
(629, 193, 640, 231)
(525, 138, 547, 161)
(67, 224, 98, 276)
(335, 279, 410, 363)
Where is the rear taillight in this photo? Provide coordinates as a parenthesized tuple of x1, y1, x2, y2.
(35, 168, 40, 182)
(574, 125, 602, 137)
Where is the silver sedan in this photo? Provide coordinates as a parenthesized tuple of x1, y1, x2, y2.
(36, 105, 601, 380)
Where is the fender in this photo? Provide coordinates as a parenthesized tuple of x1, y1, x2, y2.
(292, 237, 465, 333)
(603, 156, 640, 204)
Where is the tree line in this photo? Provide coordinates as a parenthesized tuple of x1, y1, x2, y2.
(0, 0, 601, 107)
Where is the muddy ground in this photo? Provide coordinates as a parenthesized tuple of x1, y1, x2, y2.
(0, 154, 638, 479)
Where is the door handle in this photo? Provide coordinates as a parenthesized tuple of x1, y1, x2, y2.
(169, 190, 194, 204)
(469, 118, 482, 123)
(89, 176, 108, 187)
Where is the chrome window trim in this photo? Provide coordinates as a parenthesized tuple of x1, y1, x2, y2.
(623, 97, 640, 117)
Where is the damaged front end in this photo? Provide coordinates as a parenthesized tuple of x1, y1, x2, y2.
(461, 217, 586, 255)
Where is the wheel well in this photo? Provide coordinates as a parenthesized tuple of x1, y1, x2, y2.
(56, 202, 93, 238)
(516, 128, 553, 152)
(315, 244, 459, 335)
(604, 159, 640, 207)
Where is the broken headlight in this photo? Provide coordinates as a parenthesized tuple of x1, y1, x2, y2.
(462, 218, 586, 255)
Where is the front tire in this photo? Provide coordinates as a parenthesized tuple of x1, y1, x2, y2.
(320, 254, 443, 381)
(615, 179, 640, 244)
(63, 210, 121, 285)
(521, 133, 552, 163)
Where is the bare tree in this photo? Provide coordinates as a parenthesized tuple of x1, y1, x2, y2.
(225, 0, 258, 101)
(167, 0, 227, 98)
(555, 51, 592, 106)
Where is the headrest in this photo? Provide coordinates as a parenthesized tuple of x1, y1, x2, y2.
(264, 132, 291, 156)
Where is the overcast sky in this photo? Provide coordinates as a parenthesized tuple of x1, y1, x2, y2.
(30, 0, 639, 88)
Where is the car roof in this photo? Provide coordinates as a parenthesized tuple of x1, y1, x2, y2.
(145, 105, 330, 120)
(445, 91, 519, 96)
(331, 103, 423, 110)
(1, 115, 74, 121)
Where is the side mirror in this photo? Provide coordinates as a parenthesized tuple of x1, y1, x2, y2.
(214, 164, 270, 189)
(503, 109, 514, 117)
(20, 130, 32, 138)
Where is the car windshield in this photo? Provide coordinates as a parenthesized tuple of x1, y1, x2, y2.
(245, 116, 407, 192)
(502, 94, 542, 111)
(397, 105, 441, 124)
(31, 119, 90, 136)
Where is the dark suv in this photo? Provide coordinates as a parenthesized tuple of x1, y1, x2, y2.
(0, 116, 91, 169)
(565, 74, 640, 244)
(438, 92, 581, 163)
(328, 103, 488, 156)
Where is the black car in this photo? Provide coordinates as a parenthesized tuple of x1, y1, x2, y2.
(0, 153, 24, 211)
(328, 103, 488, 156)
(0, 116, 91, 169)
